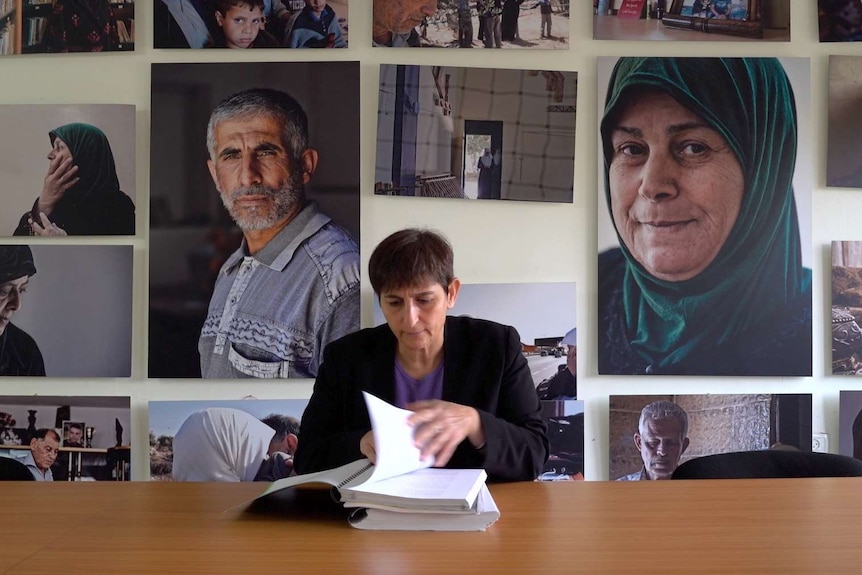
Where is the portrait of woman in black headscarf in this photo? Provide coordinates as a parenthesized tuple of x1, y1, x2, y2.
(597, 57, 812, 376)
(13, 123, 135, 237)
(0, 246, 44, 377)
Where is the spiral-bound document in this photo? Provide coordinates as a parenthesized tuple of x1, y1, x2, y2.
(253, 393, 497, 529)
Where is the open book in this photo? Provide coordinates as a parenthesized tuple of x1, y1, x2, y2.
(255, 392, 499, 530)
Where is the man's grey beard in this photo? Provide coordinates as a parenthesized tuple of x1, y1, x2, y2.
(220, 178, 304, 232)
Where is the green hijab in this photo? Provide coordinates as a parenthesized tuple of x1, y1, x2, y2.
(49, 123, 121, 204)
(600, 57, 809, 369)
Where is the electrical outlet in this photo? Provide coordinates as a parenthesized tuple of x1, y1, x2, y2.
(812, 433, 829, 453)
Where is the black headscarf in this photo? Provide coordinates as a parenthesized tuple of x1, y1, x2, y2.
(0, 246, 36, 283)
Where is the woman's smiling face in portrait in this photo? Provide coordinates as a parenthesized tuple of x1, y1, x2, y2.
(608, 89, 745, 282)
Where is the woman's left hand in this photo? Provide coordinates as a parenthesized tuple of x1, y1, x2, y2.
(29, 212, 68, 236)
(406, 400, 485, 467)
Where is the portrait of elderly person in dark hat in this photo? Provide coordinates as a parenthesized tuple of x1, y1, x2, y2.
(0, 246, 44, 376)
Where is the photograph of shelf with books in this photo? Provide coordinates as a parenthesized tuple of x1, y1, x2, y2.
(0, 395, 131, 482)
(0, 0, 135, 55)
(149, 399, 309, 482)
(256, 392, 499, 531)
(154, 0, 348, 49)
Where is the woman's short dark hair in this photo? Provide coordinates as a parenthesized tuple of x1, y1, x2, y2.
(368, 228, 454, 296)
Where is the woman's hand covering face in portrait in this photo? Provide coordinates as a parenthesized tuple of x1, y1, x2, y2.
(39, 137, 79, 217)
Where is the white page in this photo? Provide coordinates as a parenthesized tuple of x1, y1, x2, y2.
(362, 391, 433, 484)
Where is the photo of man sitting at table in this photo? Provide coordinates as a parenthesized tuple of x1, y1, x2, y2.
(0, 395, 131, 482)
(610, 394, 813, 481)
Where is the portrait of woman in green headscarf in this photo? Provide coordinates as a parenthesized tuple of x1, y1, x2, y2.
(13, 123, 135, 237)
(597, 57, 812, 376)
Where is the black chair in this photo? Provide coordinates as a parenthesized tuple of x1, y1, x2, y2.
(0, 456, 35, 481)
(672, 450, 862, 480)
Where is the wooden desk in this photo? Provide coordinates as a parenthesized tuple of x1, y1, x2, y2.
(2, 478, 862, 574)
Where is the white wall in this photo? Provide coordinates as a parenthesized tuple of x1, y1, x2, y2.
(0, 0, 848, 480)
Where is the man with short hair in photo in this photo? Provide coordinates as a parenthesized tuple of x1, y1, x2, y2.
(65, 423, 85, 448)
(199, 88, 360, 379)
(617, 400, 690, 481)
(23, 429, 60, 481)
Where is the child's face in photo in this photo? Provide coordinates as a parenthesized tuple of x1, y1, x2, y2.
(305, 0, 326, 16)
(216, 4, 264, 49)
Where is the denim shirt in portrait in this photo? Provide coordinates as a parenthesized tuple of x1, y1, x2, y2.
(199, 202, 360, 379)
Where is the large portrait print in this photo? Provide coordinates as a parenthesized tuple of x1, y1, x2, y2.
(376, 65, 576, 203)
(154, 0, 349, 49)
(610, 394, 812, 481)
(0, 244, 133, 378)
(596, 57, 812, 376)
(0, 104, 136, 237)
(149, 62, 360, 379)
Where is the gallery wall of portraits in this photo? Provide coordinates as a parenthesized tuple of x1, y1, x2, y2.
(2, 0, 861, 482)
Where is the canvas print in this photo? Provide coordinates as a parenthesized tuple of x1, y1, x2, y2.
(0, 104, 136, 237)
(149, 399, 309, 481)
(819, 0, 862, 41)
(0, 0, 134, 55)
(596, 57, 812, 376)
(609, 394, 812, 481)
(0, 245, 132, 378)
(593, 0, 790, 41)
(372, 0, 568, 48)
(827, 56, 862, 188)
(149, 61, 360, 379)
(154, 0, 348, 49)
(831, 241, 862, 374)
(376, 64, 576, 203)
(540, 399, 583, 480)
(839, 391, 862, 459)
(0, 395, 131, 481)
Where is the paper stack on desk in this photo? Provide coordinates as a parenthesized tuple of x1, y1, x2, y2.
(256, 392, 500, 531)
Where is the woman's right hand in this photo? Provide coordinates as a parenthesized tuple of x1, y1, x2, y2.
(359, 431, 377, 464)
(38, 154, 79, 216)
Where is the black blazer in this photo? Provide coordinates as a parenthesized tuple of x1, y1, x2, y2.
(294, 316, 548, 482)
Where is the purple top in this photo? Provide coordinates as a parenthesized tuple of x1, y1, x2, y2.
(393, 360, 444, 409)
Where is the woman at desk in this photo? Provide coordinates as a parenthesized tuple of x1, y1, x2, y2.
(294, 228, 548, 482)
(598, 57, 811, 375)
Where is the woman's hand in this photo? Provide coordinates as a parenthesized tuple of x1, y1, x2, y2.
(406, 400, 485, 467)
(39, 154, 79, 216)
(29, 212, 67, 236)
(359, 430, 377, 463)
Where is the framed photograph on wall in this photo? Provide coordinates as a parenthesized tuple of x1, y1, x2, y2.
(664, 0, 764, 38)
(61, 421, 85, 448)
